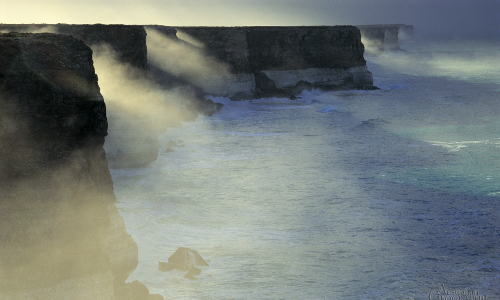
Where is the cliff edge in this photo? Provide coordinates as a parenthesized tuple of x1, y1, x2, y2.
(148, 26, 375, 99)
(0, 32, 159, 300)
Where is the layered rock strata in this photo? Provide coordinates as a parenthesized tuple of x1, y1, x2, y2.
(0, 32, 160, 299)
(148, 26, 374, 99)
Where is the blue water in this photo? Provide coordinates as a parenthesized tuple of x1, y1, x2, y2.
(109, 39, 500, 299)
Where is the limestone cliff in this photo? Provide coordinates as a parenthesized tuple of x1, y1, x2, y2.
(148, 26, 374, 99)
(0, 33, 159, 300)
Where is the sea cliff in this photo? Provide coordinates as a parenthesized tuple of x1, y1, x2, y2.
(149, 26, 375, 99)
(0, 25, 381, 298)
(0, 24, 221, 169)
(0, 32, 160, 300)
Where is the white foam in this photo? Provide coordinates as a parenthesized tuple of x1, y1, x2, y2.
(316, 105, 338, 113)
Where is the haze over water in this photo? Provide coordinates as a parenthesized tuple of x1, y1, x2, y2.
(109, 39, 500, 299)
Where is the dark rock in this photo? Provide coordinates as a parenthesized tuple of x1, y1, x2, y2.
(254, 70, 285, 98)
(0, 32, 105, 178)
(159, 247, 209, 273)
(244, 26, 366, 71)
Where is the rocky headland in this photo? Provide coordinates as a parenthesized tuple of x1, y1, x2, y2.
(0, 32, 161, 300)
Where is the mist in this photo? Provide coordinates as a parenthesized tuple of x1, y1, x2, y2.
(90, 43, 211, 168)
(370, 39, 500, 84)
(146, 28, 232, 93)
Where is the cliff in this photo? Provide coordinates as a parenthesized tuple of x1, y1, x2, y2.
(147, 26, 375, 99)
(0, 32, 159, 299)
(356, 24, 414, 54)
(0, 24, 222, 169)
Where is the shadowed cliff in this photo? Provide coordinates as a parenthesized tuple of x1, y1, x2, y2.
(0, 24, 223, 169)
(0, 32, 160, 300)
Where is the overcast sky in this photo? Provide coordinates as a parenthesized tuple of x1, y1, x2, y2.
(2, 0, 499, 38)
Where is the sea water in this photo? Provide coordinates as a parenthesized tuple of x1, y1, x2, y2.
(109, 39, 500, 299)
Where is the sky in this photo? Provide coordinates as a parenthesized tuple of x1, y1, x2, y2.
(1, 0, 499, 39)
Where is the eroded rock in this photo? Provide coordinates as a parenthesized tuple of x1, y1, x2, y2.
(159, 247, 209, 280)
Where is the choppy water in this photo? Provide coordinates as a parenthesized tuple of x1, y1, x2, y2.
(109, 39, 500, 299)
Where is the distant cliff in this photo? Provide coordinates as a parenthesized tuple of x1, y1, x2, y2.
(357, 24, 414, 54)
(147, 26, 375, 99)
(0, 32, 160, 300)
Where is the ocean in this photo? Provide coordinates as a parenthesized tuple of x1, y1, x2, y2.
(108, 39, 500, 299)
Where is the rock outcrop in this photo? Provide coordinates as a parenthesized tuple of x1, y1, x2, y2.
(148, 26, 375, 99)
(158, 247, 209, 280)
(0, 32, 160, 299)
(356, 24, 414, 54)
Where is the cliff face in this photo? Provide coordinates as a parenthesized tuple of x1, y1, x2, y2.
(245, 26, 372, 97)
(0, 24, 221, 169)
(150, 26, 374, 99)
(0, 24, 160, 169)
(0, 33, 147, 299)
